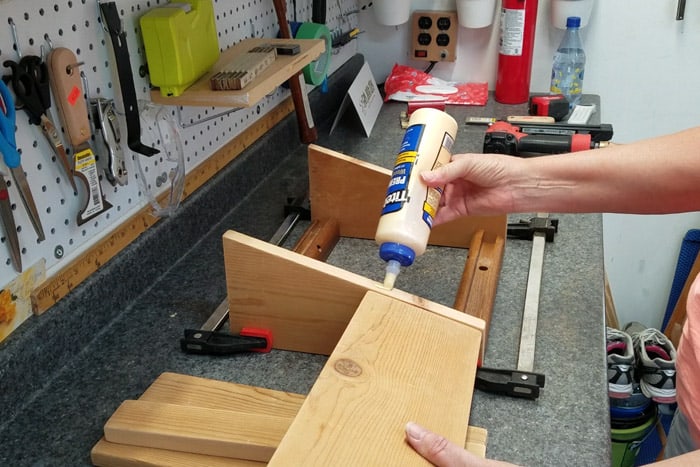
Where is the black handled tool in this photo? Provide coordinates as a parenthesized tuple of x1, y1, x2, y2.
(99, 1, 159, 157)
(181, 328, 270, 355)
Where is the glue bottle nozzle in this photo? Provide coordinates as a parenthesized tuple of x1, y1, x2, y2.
(383, 259, 401, 290)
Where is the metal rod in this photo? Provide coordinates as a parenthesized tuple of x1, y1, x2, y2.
(175, 105, 241, 129)
(516, 213, 548, 373)
(9, 18, 22, 59)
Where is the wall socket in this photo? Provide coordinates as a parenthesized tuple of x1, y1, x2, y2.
(411, 11, 458, 63)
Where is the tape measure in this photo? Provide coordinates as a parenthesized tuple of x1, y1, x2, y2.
(295, 22, 332, 86)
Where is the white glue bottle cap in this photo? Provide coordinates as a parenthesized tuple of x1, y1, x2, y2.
(379, 242, 416, 290)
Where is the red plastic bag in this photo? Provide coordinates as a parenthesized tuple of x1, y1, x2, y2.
(383, 64, 488, 106)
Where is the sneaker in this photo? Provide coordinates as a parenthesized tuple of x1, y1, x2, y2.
(606, 327, 635, 399)
(632, 328, 677, 404)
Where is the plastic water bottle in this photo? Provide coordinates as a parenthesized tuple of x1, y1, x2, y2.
(550, 16, 586, 107)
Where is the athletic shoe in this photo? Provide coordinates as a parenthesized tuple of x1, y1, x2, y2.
(632, 328, 677, 404)
(606, 327, 635, 399)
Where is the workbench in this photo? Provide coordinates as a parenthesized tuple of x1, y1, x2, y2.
(0, 55, 610, 466)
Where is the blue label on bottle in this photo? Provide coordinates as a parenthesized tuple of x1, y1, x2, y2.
(381, 123, 424, 216)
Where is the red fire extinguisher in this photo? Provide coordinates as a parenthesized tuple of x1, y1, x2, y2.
(495, 0, 539, 104)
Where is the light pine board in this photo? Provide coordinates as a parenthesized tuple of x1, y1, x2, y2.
(307, 144, 507, 244)
(224, 230, 486, 357)
(268, 291, 481, 465)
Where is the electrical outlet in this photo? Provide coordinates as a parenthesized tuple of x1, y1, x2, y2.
(411, 11, 458, 63)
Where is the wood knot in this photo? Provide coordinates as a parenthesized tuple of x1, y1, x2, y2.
(333, 358, 362, 377)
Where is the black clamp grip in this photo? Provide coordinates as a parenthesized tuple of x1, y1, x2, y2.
(475, 367, 546, 400)
(180, 329, 270, 355)
(507, 217, 559, 242)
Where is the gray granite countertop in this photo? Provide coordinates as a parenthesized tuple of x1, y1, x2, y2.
(0, 55, 610, 466)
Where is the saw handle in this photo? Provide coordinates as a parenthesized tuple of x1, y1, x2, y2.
(272, 0, 317, 144)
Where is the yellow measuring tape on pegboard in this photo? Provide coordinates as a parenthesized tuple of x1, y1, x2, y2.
(295, 22, 332, 86)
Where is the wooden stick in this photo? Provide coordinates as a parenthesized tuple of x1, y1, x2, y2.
(272, 0, 317, 143)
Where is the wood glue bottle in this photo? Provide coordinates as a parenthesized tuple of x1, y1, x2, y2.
(375, 108, 458, 289)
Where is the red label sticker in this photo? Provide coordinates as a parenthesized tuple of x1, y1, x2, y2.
(67, 86, 81, 106)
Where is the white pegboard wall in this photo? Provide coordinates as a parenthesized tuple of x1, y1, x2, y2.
(0, 0, 359, 289)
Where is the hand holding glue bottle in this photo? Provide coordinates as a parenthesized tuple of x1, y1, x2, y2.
(375, 108, 458, 289)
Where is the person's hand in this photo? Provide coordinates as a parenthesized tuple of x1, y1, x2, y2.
(421, 153, 524, 225)
(405, 422, 517, 467)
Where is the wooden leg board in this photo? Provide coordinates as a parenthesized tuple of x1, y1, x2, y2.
(223, 230, 486, 357)
(103, 400, 291, 462)
(307, 144, 507, 244)
(268, 291, 481, 465)
(91, 438, 265, 467)
(139, 372, 305, 417)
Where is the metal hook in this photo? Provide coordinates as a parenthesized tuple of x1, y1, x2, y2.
(80, 70, 91, 99)
(96, 0, 109, 33)
(40, 34, 54, 61)
(66, 62, 86, 74)
(8, 18, 22, 59)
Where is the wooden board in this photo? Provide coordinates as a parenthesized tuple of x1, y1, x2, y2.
(223, 229, 486, 357)
(307, 144, 507, 244)
(93, 372, 300, 467)
(91, 439, 264, 467)
(31, 97, 295, 315)
(139, 372, 305, 417)
(268, 291, 481, 465)
(92, 372, 487, 466)
(103, 400, 291, 462)
(150, 38, 325, 107)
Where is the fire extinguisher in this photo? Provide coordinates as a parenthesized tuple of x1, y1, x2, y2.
(495, 0, 539, 104)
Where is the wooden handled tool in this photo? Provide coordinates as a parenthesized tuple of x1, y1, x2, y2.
(47, 47, 112, 225)
(272, 0, 318, 144)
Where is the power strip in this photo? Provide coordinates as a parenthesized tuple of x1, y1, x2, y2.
(411, 11, 458, 62)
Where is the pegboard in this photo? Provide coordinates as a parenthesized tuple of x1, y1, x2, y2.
(0, 0, 359, 290)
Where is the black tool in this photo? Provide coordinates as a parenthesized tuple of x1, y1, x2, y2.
(180, 328, 271, 355)
(99, 1, 159, 157)
(483, 121, 613, 156)
(312, 0, 326, 24)
(507, 216, 559, 242)
(475, 367, 546, 399)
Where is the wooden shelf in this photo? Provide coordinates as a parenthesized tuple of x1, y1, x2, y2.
(150, 38, 325, 108)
